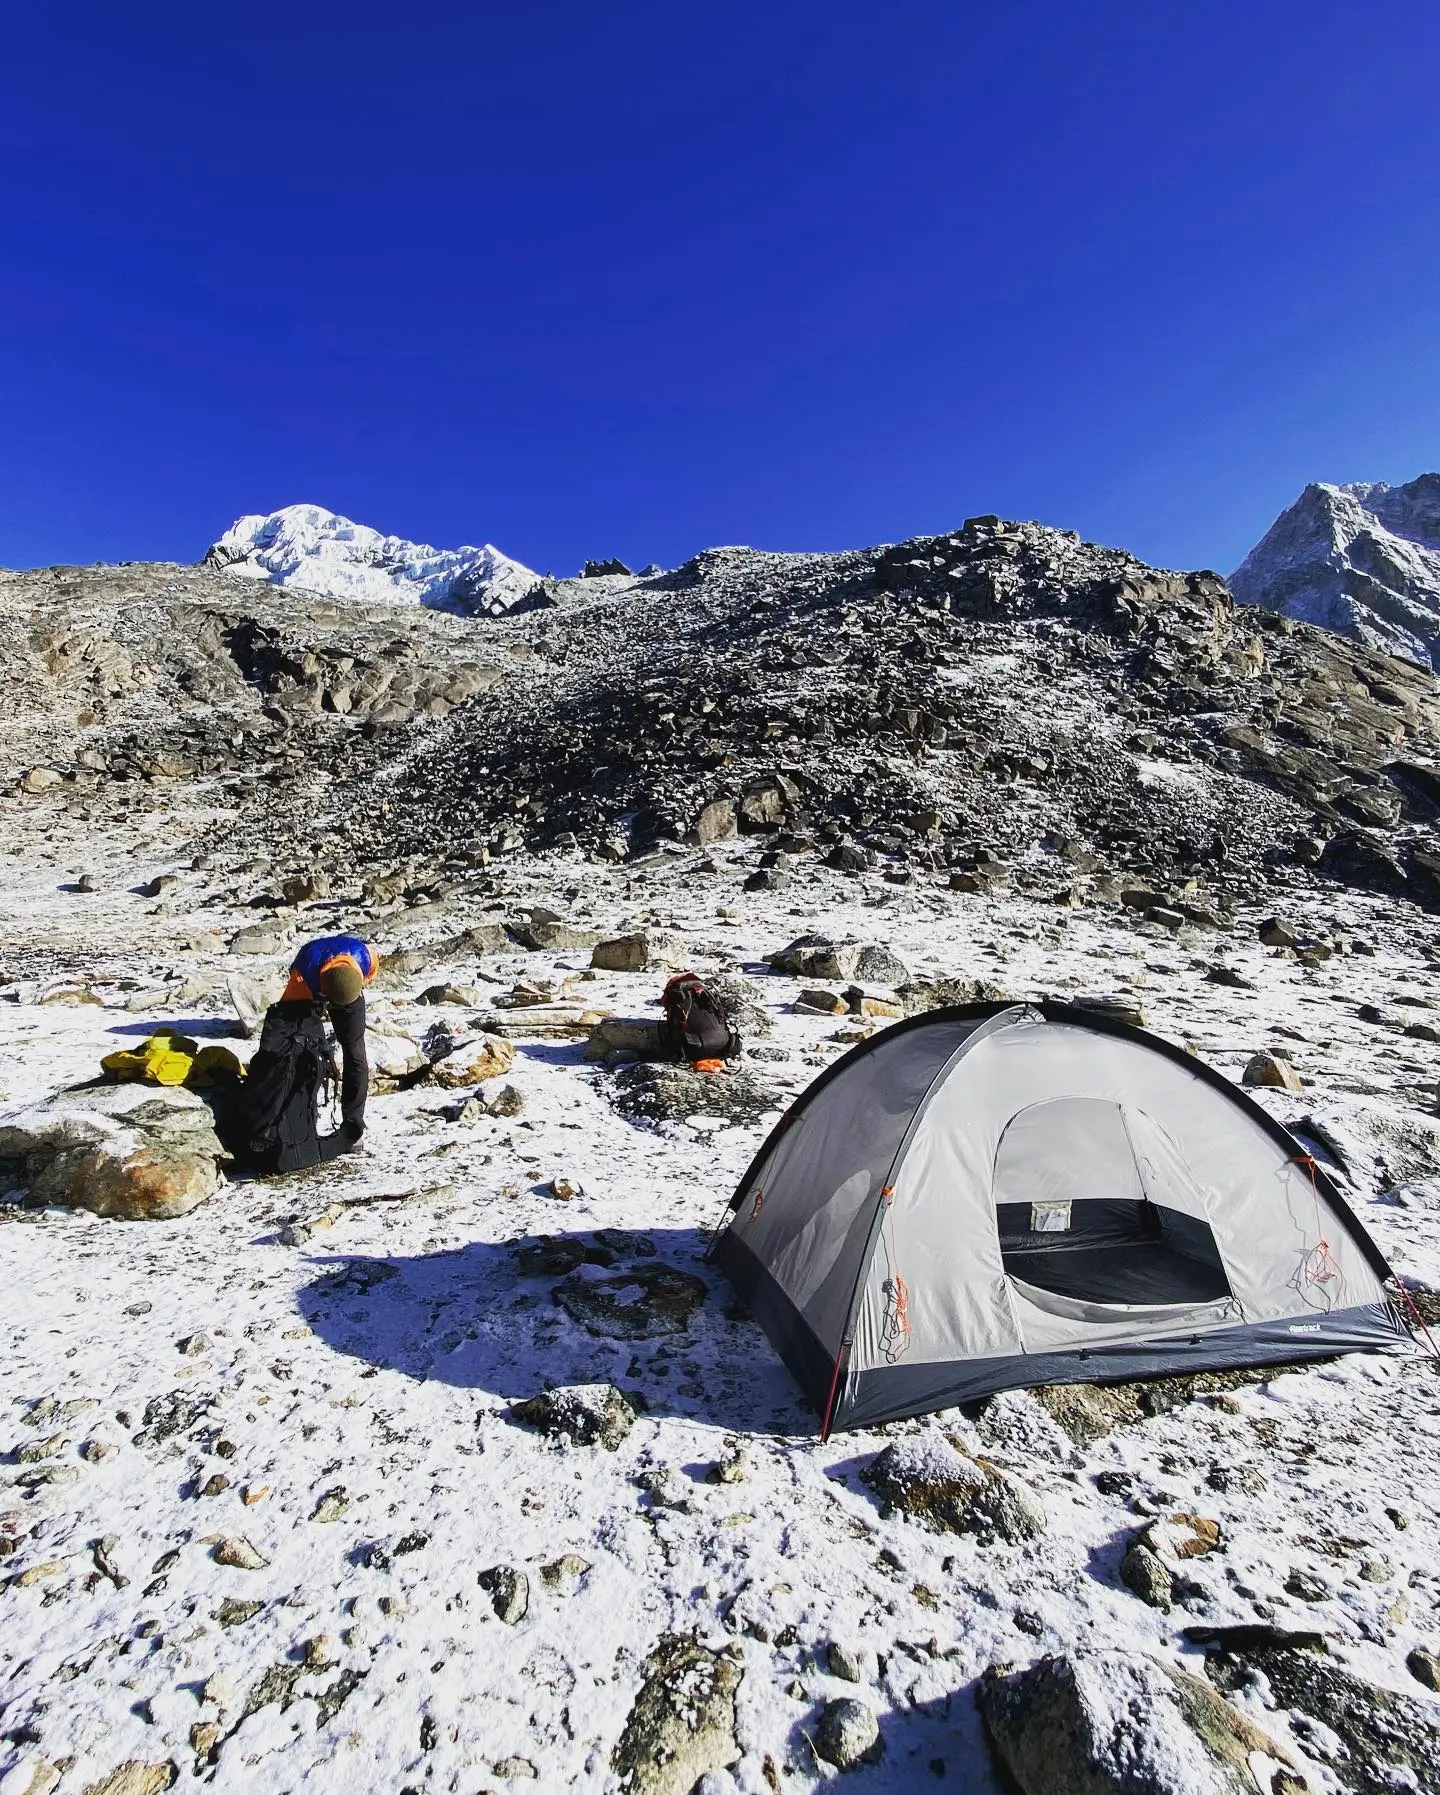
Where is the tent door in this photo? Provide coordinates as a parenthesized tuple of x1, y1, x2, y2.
(991, 1097, 1233, 1323)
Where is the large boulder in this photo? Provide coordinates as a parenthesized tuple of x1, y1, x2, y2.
(0, 1084, 224, 1220)
(1205, 1641, 1440, 1795)
(978, 1650, 1302, 1795)
(611, 1634, 742, 1795)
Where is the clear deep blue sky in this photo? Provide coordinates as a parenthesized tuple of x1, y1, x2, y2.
(3, 2, 1438, 579)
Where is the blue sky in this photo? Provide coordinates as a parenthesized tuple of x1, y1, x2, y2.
(2, 1, 1437, 578)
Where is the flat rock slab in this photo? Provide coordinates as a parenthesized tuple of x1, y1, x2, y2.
(0, 1084, 224, 1220)
(609, 1061, 779, 1129)
(551, 1261, 708, 1338)
(611, 1634, 743, 1795)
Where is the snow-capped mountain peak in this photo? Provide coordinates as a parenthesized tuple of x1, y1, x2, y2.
(1230, 475, 1440, 670)
(203, 503, 544, 617)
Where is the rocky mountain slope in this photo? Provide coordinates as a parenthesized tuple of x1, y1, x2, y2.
(205, 504, 544, 617)
(7, 515, 1440, 919)
(1232, 476, 1440, 671)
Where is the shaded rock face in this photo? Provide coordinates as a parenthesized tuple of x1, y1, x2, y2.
(1232, 475, 1440, 670)
(611, 1634, 742, 1795)
(978, 1649, 1299, 1795)
(326, 516, 1440, 911)
(1205, 1643, 1440, 1795)
(551, 1262, 708, 1339)
(0, 1085, 224, 1220)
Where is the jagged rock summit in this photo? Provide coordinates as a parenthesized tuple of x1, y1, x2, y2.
(205, 502, 544, 617)
(1231, 475, 1440, 670)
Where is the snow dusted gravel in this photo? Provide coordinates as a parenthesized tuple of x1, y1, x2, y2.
(3, 810, 1440, 1794)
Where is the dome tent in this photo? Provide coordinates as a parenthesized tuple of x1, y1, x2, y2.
(713, 1001, 1406, 1435)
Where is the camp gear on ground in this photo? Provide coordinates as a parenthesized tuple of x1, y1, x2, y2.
(101, 1028, 244, 1089)
(714, 999, 1406, 1436)
(661, 973, 740, 1065)
(283, 934, 379, 1003)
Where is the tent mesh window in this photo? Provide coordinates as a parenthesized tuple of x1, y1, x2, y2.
(992, 1097, 1231, 1307)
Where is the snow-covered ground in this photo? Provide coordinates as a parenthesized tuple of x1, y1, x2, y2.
(206, 505, 542, 617)
(3, 810, 1440, 1793)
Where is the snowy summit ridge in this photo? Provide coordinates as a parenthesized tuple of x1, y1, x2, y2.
(204, 502, 544, 617)
(1230, 474, 1440, 670)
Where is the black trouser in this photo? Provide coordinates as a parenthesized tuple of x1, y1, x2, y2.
(317, 994, 369, 1159)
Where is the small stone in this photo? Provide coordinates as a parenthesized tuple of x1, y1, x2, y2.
(827, 1641, 865, 1683)
(176, 1332, 209, 1356)
(813, 1697, 880, 1769)
(478, 1565, 529, 1625)
(706, 1450, 750, 1484)
(1120, 1542, 1174, 1612)
(201, 1672, 236, 1708)
(1243, 1051, 1303, 1092)
(1284, 1569, 1329, 1603)
(539, 1553, 591, 1590)
(209, 1534, 267, 1570)
(1406, 1648, 1440, 1692)
(1258, 918, 1298, 948)
(310, 1487, 349, 1523)
(197, 1473, 229, 1498)
(213, 1597, 263, 1627)
(77, 1764, 177, 1795)
(512, 1383, 637, 1450)
(304, 1634, 341, 1671)
(487, 1083, 525, 1117)
(431, 1031, 516, 1088)
(490, 1758, 537, 1780)
(549, 1176, 582, 1200)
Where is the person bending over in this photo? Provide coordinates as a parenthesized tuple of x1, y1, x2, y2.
(283, 935, 378, 1156)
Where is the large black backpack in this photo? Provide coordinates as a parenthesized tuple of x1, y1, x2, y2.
(232, 999, 335, 1173)
(661, 972, 741, 1064)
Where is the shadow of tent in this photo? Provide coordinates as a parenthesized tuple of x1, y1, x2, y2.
(295, 1225, 814, 1436)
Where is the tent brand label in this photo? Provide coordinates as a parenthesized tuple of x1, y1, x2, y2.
(1288, 1323, 1323, 1334)
(1030, 1203, 1072, 1233)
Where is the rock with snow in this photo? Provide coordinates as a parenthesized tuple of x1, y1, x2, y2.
(204, 503, 543, 618)
(862, 1434, 1046, 1544)
(1232, 475, 1440, 669)
(0, 1084, 224, 1220)
(511, 1383, 637, 1450)
(610, 1634, 742, 1795)
(813, 1697, 880, 1770)
(1205, 1640, 1440, 1795)
(978, 1649, 1300, 1795)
